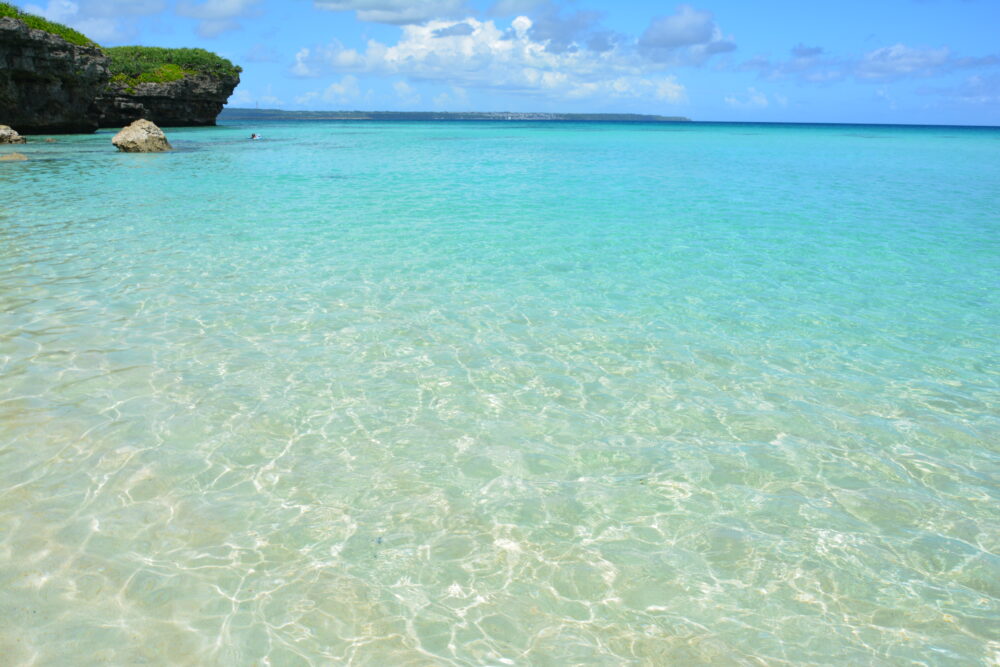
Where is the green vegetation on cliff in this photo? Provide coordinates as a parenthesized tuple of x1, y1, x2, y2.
(0, 1, 99, 47)
(107, 47, 242, 87)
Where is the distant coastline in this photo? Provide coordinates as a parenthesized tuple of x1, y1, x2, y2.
(220, 108, 691, 123)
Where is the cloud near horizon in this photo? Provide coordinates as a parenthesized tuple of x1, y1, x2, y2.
(292, 16, 687, 105)
(742, 42, 999, 85)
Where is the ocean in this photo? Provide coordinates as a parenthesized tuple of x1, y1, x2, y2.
(1, 120, 998, 665)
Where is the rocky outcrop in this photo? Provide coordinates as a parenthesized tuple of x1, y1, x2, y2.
(96, 72, 239, 128)
(0, 17, 109, 134)
(0, 125, 27, 143)
(112, 119, 172, 152)
(0, 152, 28, 161)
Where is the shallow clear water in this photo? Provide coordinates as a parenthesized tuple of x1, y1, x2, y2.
(1, 121, 998, 665)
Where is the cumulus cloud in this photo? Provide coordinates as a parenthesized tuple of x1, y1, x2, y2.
(525, 7, 604, 54)
(724, 86, 769, 109)
(433, 21, 475, 37)
(322, 74, 362, 102)
(638, 4, 736, 65)
(292, 16, 687, 104)
(177, 0, 262, 37)
(313, 0, 466, 25)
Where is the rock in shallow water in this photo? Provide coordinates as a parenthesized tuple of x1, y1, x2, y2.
(0, 152, 28, 161)
(112, 119, 172, 153)
(0, 125, 27, 144)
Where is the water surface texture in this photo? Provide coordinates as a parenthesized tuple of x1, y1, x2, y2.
(1, 121, 998, 665)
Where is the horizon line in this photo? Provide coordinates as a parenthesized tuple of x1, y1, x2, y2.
(220, 108, 1000, 129)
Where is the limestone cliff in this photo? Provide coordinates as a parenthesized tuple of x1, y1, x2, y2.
(0, 17, 109, 133)
(0, 10, 239, 135)
(96, 72, 240, 128)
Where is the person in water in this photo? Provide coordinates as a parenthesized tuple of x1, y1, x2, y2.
(251, 133, 262, 140)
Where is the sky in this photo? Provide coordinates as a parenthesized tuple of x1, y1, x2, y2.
(14, 0, 1000, 125)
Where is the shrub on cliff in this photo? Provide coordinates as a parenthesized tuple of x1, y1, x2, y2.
(107, 47, 242, 87)
(0, 1, 98, 47)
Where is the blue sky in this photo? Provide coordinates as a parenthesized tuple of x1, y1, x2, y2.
(15, 0, 1000, 124)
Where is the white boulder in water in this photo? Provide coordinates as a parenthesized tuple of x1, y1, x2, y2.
(0, 125, 27, 144)
(112, 119, 172, 153)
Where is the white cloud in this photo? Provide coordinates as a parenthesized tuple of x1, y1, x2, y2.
(295, 75, 370, 107)
(393, 80, 421, 105)
(313, 0, 466, 25)
(229, 88, 253, 106)
(71, 17, 123, 41)
(918, 73, 1000, 105)
(177, 0, 262, 37)
(856, 44, 951, 80)
(740, 47, 845, 84)
(293, 16, 688, 104)
(292, 43, 366, 77)
(433, 86, 469, 109)
(26, 0, 259, 40)
(229, 84, 283, 107)
(724, 87, 769, 109)
(24, 0, 165, 41)
(747, 42, 998, 85)
(322, 75, 362, 103)
(24, 0, 76, 23)
(638, 4, 736, 65)
(295, 91, 320, 105)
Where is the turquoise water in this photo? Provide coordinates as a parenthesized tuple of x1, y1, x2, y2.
(1, 121, 998, 665)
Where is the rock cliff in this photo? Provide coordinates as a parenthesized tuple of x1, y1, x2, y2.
(0, 17, 109, 133)
(0, 11, 240, 135)
(96, 72, 240, 128)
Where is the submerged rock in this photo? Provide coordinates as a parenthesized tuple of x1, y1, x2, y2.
(0, 17, 109, 134)
(0, 152, 28, 161)
(0, 125, 27, 144)
(112, 119, 172, 153)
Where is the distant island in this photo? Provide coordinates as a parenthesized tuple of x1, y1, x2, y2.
(221, 108, 691, 123)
